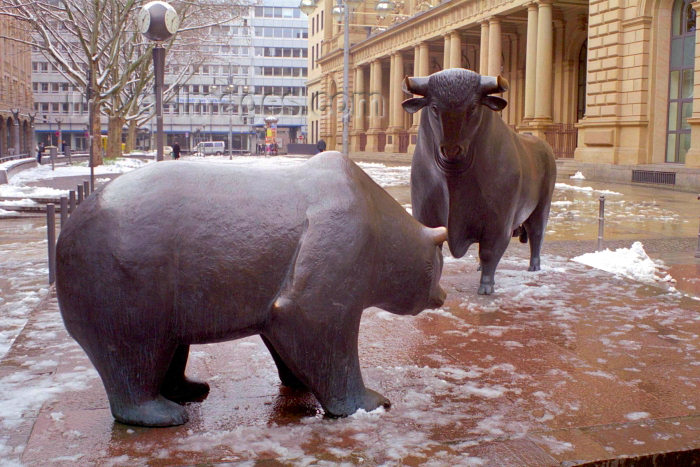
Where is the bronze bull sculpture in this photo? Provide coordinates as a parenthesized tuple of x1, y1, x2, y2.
(403, 68, 556, 295)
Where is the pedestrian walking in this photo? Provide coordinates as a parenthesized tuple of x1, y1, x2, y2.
(172, 141, 181, 160)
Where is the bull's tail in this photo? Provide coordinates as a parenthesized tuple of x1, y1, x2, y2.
(512, 226, 528, 243)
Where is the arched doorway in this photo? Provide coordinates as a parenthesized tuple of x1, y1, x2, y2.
(577, 40, 588, 122)
(0, 118, 5, 158)
(666, 0, 696, 163)
(6, 117, 13, 155)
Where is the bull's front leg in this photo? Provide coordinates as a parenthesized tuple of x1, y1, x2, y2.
(476, 235, 510, 295)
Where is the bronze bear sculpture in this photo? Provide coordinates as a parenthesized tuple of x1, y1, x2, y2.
(403, 68, 556, 295)
(56, 152, 447, 427)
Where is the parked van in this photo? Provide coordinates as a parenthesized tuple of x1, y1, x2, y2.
(195, 141, 225, 156)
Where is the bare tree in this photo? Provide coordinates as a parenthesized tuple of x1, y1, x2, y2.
(0, 0, 251, 163)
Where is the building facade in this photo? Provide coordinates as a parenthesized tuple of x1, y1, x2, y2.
(0, 14, 33, 158)
(31, 0, 308, 154)
(307, 0, 700, 186)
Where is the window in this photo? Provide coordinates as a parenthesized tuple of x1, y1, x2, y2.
(667, 0, 696, 163)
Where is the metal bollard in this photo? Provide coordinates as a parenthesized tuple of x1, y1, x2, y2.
(77, 185, 84, 204)
(597, 195, 605, 251)
(47, 204, 56, 285)
(60, 196, 68, 229)
(696, 194, 700, 259)
(83, 180, 90, 197)
(69, 190, 76, 213)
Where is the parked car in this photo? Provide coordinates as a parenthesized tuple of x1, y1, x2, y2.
(195, 141, 225, 156)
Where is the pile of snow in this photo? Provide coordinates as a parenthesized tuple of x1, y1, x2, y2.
(571, 242, 674, 284)
(570, 171, 586, 180)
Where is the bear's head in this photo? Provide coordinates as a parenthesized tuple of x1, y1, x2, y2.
(371, 225, 447, 316)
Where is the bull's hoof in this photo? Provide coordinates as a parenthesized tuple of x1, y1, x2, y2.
(162, 377, 210, 403)
(112, 396, 189, 427)
(478, 283, 495, 295)
(528, 264, 541, 272)
(323, 388, 391, 418)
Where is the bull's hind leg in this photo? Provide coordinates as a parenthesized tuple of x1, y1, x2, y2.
(261, 335, 306, 389)
(477, 235, 510, 295)
(523, 201, 552, 271)
(160, 344, 210, 403)
(79, 335, 188, 426)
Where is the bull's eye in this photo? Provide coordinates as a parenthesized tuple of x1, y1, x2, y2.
(430, 104, 438, 115)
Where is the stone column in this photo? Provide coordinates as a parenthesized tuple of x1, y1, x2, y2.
(351, 65, 366, 152)
(683, 2, 700, 167)
(394, 52, 404, 129)
(419, 42, 430, 76)
(386, 52, 405, 153)
(534, 0, 553, 124)
(488, 17, 502, 77)
(443, 35, 451, 70)
(450, 31, 462, 69)
(367, 59, 383, 152)
(480, 21, 490, 74)
(388, 53, 397, 131)
(524, 3, 538, 121)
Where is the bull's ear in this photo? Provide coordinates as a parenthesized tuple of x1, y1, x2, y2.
(402, 97, 428, 114)
(481, 95, 507, 111)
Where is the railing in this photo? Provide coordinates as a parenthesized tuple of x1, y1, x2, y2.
(544, 124, 577, 159)
(377, 133, 386, 152)
(46, 180, 93, 285)
(398, 133, 409, 153)
(0, 154, 30, 164)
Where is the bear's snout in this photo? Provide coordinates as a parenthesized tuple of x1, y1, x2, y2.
(429, 285, 446, 309)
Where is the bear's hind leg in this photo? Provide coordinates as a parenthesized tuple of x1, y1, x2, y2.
(81, 336, 188, 427)
(160, 344, 210, 403)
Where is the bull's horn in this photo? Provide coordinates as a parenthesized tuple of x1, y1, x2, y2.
(480, 74, 509, 94)
(403, 76, 429, 96)
(430, 226, 448, 245)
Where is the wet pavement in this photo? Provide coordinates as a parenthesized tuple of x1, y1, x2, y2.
(0, 155, 699, 466)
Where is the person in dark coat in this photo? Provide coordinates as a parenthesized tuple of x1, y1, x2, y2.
(36, 142, 45, 164)
(172, 141, 181, 159)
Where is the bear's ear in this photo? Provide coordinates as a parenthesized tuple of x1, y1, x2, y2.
(430, 226, 447, 245)
(402, 97, 428, 114)
(480, 95, 507, 111)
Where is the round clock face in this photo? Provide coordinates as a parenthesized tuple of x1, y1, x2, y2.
(164, 7, 180, 34)
(138, 8, 151, 34)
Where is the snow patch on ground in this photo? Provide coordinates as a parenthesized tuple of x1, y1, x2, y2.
(571, 242, 674, 285)
(555, 182, 622, 196)
(570, 171, 586, 180)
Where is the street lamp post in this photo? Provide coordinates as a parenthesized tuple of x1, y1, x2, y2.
(139, 1, 180, 162)
(300, 0, 396, 155)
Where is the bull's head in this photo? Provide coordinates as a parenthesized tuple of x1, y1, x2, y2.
(402, 68, 508, 169)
